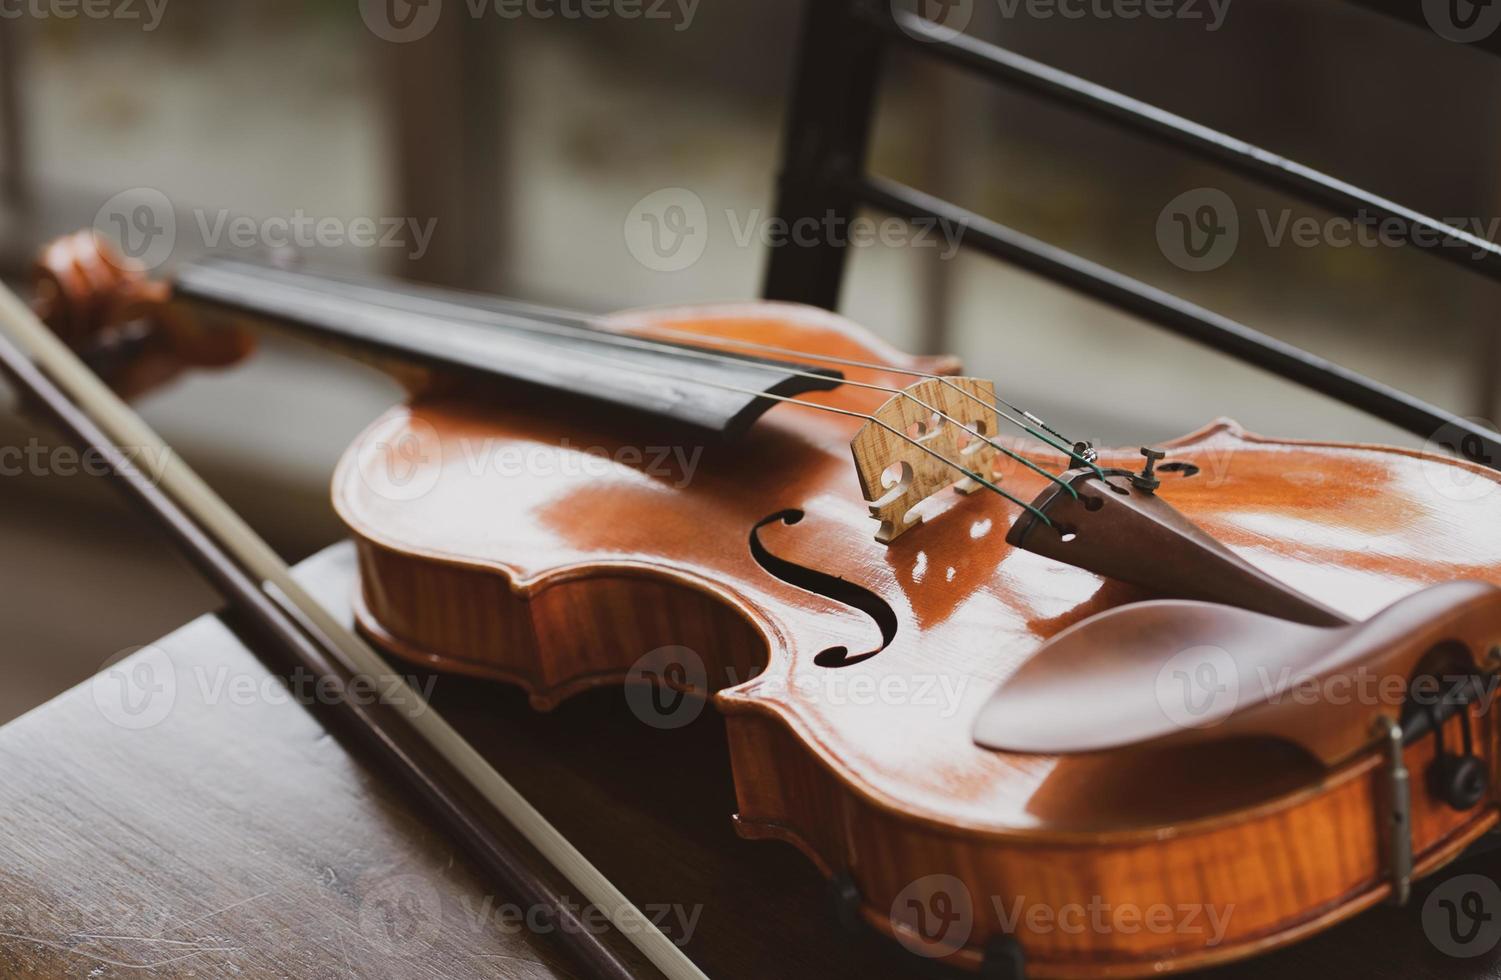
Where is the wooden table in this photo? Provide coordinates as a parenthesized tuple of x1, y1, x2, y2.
(0, 544, 1496, 979)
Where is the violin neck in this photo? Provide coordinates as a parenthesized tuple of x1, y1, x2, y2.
(171, 257, 840, 438)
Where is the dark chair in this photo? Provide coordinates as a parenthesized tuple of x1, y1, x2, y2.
(763, 0, 1500, 469)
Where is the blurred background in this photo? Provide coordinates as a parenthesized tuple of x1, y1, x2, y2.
(0, 0, 1498, 724)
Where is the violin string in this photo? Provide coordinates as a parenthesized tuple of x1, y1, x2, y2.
(274, 270, 1091, 471)
(493, 328, 1060, 526)
(627, 317, 1087, 470)
(442, 303, 1078, 498)
(405, 289, 1097, 473)
(508, 303, 1081, 451)
(620, 322, 1104, 479)
(251, 275, 1057, 525)
(285, 274, 1084, 498)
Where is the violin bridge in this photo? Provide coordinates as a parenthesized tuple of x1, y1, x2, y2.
(850, 377, 1002, 543)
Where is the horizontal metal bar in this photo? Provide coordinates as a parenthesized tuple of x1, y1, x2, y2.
(858, 173, 1501, 470)
(875, 9, 1501, 284)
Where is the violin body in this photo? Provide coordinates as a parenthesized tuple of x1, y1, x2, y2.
(30, 234, 1501, 975)
(332, 303, 1501, 976)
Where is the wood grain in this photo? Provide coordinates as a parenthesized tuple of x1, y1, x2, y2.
(0, 567, 578, 979)
(331, 303, 1501, 976)
(849, 375, 1002, 542)
(0, 545, 1498, 979)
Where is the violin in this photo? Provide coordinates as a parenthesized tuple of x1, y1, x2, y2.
(32, 231, 1501, 978)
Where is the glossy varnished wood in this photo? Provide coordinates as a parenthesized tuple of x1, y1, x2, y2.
(0, 545, 1497, 980)
(0, 557, 576, 979)
(332, 304, 1501, 975)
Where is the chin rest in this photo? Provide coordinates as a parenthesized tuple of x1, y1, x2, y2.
(973, 580, 1501, 766)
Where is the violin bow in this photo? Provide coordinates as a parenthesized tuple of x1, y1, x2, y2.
(0, 281, 708, 980)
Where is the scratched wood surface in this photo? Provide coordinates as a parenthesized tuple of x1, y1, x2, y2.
(0, 544, 1497, 979)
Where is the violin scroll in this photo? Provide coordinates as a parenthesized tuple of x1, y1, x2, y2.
(32, 232, 253, 397)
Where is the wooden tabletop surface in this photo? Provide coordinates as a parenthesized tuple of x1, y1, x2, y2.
(0, 543, 1497, 979)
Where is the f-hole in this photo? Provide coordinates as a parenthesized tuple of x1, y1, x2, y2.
(749, 510, 898, 668)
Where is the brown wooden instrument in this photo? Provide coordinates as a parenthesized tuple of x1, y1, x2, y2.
(31, 232, 1501, 978)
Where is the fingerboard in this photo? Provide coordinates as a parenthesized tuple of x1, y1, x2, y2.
(174, 258, 842, 438)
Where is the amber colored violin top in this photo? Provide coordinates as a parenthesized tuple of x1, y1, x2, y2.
(32, 232, 1501, 979)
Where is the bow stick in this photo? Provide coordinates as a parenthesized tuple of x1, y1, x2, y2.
(0, 281, 708, 980)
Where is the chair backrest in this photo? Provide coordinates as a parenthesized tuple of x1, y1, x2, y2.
(762, 0, 1501, 470)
